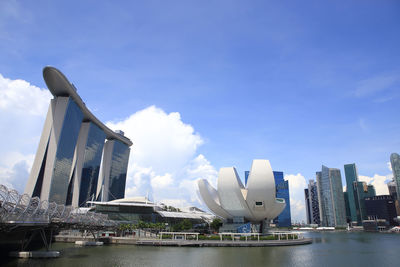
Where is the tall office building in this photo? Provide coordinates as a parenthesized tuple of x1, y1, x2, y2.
(96, 138, 131, 202)
(306, 179, 320, 225)
(316, 166, 346, 227)
(390, 153, 400, 200)
(304, 188, 311, 224)
(273, 171, 291, 227)
(365, 195, 398, 226)
(387, 180, 397, 199)
(353, 182, 376, 223)
(344, 163, 358, 224)
(24, 67, 133, 206)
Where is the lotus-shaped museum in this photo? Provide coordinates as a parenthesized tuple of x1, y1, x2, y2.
(198, 159, 285, 223)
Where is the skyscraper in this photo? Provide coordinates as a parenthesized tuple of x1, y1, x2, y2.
(390, 153, 400, 200)
(387, 180, 397, 199)
(344, 163, 358, 224)
(304, 188, 311, 224)
(24, 67, 133, 206)
(97, 138, 131, 201)
(25, 96, 84, 204)
(70, 122, 106, 207)
(353, 182, 376, 222)
(306, 179, 320, 225)
(273, 171, 291, 227)
(316, 166, 346, 227)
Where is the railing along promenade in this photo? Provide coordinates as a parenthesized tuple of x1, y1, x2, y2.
(0, 184, 116, 230)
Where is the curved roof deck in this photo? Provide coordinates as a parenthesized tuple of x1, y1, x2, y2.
(43, 66, 133, 146)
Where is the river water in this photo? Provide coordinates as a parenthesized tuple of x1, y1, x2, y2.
(3, 232, 399, 267)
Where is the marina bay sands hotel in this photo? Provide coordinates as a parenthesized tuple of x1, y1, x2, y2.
(24, 67, 133, 207)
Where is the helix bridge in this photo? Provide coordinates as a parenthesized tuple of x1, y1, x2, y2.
(0, 184, 117, 252)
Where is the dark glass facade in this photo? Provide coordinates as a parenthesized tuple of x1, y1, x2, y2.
(307, 180, 320, 225)
(304, 188, 311, 224)
(49, 98, 83, 204)
(273, 171, 291, 227)
(390, 153, 400, 200)
(344, 163, 358, 223)
(108, 140, 130, 201)
(365, 195, 398, 226)
(95, 204, 154, 223)
(78, 123, 106, 206)
(354, 181, 376, 223)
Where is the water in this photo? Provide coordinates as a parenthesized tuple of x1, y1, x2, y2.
(3, 232, 399, 267)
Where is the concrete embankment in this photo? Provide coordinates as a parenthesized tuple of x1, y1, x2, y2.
(136, 238, 312, 247)
(54, 235, 138, 245)
(54, 235, 312, 247)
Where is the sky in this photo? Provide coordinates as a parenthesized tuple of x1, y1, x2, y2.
(0, 0, 399, 223)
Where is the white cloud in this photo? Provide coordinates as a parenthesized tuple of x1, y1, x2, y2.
(0, 73, 51, 193)
(354, 73, 399, 97)
(0, 74, 51, 116)
(359, 174, 392, 195)
(106, 106, 217, 209)
(284, 173, 307, 223)
(151, 173, 173, 189)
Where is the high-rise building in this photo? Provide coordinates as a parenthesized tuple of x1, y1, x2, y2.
(387, 180, 397, 199)
(69, 122, 106, 207)
(304, 188, 311, 224)
(24, 67, 133, 206)
(365, 195, 398, 226)
(306, 179, 320, 225)
(390, 153, 400, 200)
(353, 182, 376, 223)
(97, 139, 131, 201)
(316, 166, 346, 227)
(273, 171, 291, 227)
(25, 96, 84, 204)
(344, 163, 358, 224)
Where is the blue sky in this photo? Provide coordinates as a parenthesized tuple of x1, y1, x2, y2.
(1, 1, 399, 222)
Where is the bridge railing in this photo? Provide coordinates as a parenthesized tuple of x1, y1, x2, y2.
(0, 184, 116, 229)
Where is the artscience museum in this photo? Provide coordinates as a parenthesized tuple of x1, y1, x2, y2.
(198, 159, 286, 231)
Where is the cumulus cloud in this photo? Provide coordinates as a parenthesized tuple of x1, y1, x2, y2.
(284, 173, 307, 223)
(0, 74, 51, 116)
(0, 73, 51, 193)
(106, 106, 217, 209)
(359, 174, 392, 195)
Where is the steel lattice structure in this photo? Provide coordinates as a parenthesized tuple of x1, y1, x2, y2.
(0, 184, 117, 232)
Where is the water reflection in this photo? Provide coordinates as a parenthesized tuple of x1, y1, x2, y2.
(3, 232, 399, 267)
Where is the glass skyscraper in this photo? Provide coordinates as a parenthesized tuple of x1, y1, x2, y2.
(316, 166, 346, 227)
(67, 122, 107, 207)
(390, 153, 400, 200)
(344, 163, 359, 224)
(25, 67, 133, 206)
(108, 140, 131, 201)
(353, 182, 376, 222)
(97, 138, 131, 202)
(306, 179, 320, 225)
(273, 171, 291, 227)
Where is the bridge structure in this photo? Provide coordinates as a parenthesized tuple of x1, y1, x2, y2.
(0, 184, 117, 253)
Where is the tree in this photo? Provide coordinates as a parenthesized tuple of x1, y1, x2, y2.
(182, 219, 192, 230)
(210, 218, 222, 232)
